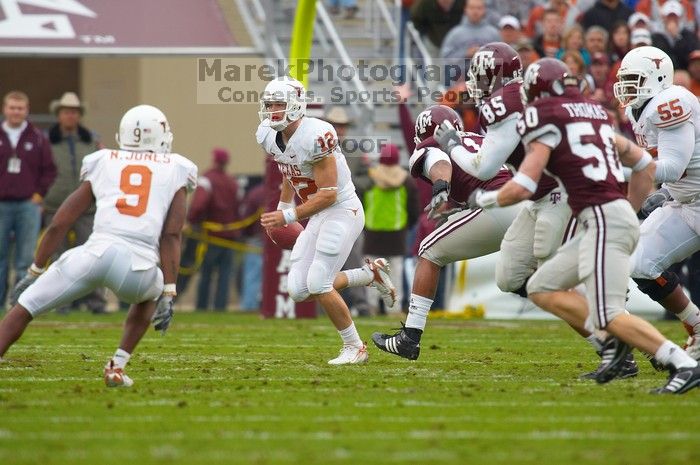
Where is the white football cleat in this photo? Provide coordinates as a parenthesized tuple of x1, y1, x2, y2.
(328, 343, 368, 365)
(104, 360, 134, 388)
(366, 258, 397, 310)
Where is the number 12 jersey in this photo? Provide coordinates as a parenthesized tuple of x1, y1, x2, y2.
(80, 149, 198, 269)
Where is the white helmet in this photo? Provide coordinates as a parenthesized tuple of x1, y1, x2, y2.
(258, 76, 306, 131)
(116, 104, 173, 153)
(614, 46, 674, 109)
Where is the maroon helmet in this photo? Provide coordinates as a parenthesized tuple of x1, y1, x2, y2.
(466, 42, 522, 104)
(521, 58, 580, 105)
(413, 105, 464, 145)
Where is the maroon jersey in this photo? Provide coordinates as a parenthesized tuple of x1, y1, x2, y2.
(409, 134, 511, 204)
(479, 81, 559, 201)
(517, 91, 626, 215)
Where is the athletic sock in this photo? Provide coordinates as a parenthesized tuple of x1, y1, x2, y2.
(677, 302, 700, 333)
(655, 340, 698, 370)
(405, 294, 433, 340)
(585, 335, 603, 353)
(110, 348, 131, 370)
(342, 266, 373, 288)
(338, 322, 363, 348)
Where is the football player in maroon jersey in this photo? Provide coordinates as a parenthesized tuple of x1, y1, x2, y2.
(435, 42, 572, 300)
(372, 105, 521, 360)
(471, 58, 700, 394)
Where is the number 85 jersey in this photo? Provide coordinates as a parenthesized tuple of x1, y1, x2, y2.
(627, 85, 700, 203)
(256, 117, 356, 204)
(80, 149, 198, 269)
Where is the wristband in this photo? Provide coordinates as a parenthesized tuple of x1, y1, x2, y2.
(632, 151, 653, 172)
(163, 283, 177, 296)
(282, 208, 298, 225)
(29, 263, 46, 276)
(477, 190, 500, 209)
(432, 179, 450, 196)
(512, 172, 538, 194)
(277, 201, 294, 210)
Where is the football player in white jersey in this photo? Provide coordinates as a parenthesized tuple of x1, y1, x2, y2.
(615, 46, 700, 360)
(256, 76, 395, 365)
(0, 105, 197, 387)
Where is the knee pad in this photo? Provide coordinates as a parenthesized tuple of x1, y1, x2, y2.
(634, 270, 680, 302)
(307, 260, 333, 295)
(287, 269, 310, 302)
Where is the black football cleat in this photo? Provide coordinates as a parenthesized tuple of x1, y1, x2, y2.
(594, 336, 633, 384)
(580, 352, 638, 381)
(371, 323, 420, 360)
(651, 365, 700, 394)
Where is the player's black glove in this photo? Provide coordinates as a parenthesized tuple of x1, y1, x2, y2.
(425, 180, 450, 220)
(639, 187, 671, 219)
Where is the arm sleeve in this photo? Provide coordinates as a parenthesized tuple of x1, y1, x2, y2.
(449, 116, 519, 180)
(406, 177, 420, 228)
(422, 148, 450, 178)
(38, 135, 57, 196)
(655, 122, 695, 183)
(399, 102, 416, 154)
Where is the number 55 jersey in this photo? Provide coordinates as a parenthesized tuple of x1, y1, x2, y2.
(80, 149, 198, 269)
(626, 84, 700, 203)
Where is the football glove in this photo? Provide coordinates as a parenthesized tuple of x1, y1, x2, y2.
(425, 180, 450, 220)
(434, 121, 461, 154)
(9, 264, 43, 306)
(152, 294, 174, 335)
(639, 187, 671, 219)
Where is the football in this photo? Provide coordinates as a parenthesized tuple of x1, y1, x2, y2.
(266, 222, 304, 250)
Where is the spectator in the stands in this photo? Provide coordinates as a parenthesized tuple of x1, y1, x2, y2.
(556, 24, 591, 66)
(582, 0, 633, 32)
(239, 182, 265, 311)
(498, 15, 522, 46)
(627, 11, 652, 30)
(533, 9, 563, 58)
(515, 39, 540, 71)
(630, 27, 653, 47)
(651, 0, 699, 70)
(440, 0, 500, 63)
(327, 0, 359, 20)
(686, 50, 700, 96)
(524, 0, 579, 38)
(635, 0, 695, 29)
(674, 69, 692, 88)
(561, 50, 595, 94)
(609, 21, 631, 63)
(491, 0, 545, 25)
(411, 0, 466, 56)
(589, 52, 615, 107)
(584, 26, 609, 55)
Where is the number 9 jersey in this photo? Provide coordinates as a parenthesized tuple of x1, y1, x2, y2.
(256, 117, 356, 205)
(80, 149, 198, 269)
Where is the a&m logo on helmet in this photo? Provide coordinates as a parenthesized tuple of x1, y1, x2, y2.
(472, 50, 496, 76)
(524, 63, 540, 88)
(415, 110, 433, 136)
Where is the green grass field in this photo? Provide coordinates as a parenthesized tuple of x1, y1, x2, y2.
(1, 312, 699, 465)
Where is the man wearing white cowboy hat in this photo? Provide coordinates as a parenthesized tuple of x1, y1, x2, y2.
(43, 92, 106, 314)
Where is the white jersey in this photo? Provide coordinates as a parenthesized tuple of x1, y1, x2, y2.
(627, 85, 700, 202)
(80, 149, 198, 269)
(256, 117, 356, 205)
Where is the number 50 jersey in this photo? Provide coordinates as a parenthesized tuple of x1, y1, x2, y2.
(80, 149, 198, 269)
(517, 92, 626, 215)
(256, 117, 356, 205)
